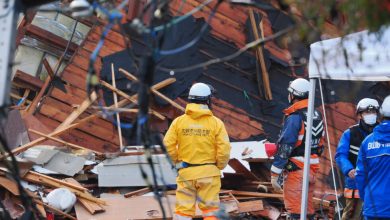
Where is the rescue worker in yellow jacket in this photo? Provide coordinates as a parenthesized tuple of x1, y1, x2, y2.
(163, 83, 231, 220)
(270, 78, 325, 219)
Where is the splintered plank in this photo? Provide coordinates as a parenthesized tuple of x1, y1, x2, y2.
(32, 113, 118, 153)
(55, 92, 98, 131)
(34, 199, 77, 220)
(13, 70, 44, 91)
(228, 159, 260, 181)
(229, 190, 283, 199)
(118, 68, 185, 112)
(124, 187, 151, 198)
(38, 98, 120, 147)
(64, 178, 105, 214)
(238, 200, 264, 212)
(25, 171, 88, 192)
(29, 129, 103, 156)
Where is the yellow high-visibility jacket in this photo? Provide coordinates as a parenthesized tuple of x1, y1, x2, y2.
(163, 103, 231, 181)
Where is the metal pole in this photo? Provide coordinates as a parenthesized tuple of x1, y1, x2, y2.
(0, 0, 18, 107)
(300, 78, 316, 220)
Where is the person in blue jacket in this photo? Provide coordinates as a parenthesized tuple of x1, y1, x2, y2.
(335, 98, 380, 220)
(356, 95, 390, 220)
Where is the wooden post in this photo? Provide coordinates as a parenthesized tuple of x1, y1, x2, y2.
(118, 68, 184, 112)
(248, 9, 272, 100)
(100, 80, 166, 120)
(55, 91, 98, 132)
(111, 64, 123, 149)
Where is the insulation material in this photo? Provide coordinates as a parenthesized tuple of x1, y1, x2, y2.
(12, 45, 44, 78)
(38, 53, 67, 81)
(20, 36, 71, 59)
(55, 14, 91, 43)
(46, 188, 77, 212)
(31, 15, 85, 45)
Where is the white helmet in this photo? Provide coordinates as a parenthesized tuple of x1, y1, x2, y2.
(380, 95, 390, 117)
(188, 83, 212, 101)
(356, 98, 379, 114)
(288, 78, 310, 98)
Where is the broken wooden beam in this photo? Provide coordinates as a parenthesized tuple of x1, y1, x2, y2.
(25, 173, 106, 205)
(13, 70, 44, 91)
(64, 178, 105, 214)
(238, 200, 264, 212)
(34, 199, 77, 220)
(54, 91, 98, 132)
(8, 78, 176, 156)
(9, 114, 98, 157)
(28, 129, 102, 156)
(228, 158, 260, 181)
(124, 187, 151, 198)
(248, 9, 272, 100)
(111, 64, 123, 149)
(228, 190, 283, 199)
(100, 80, 166, 120)
(24, 171, 88, 192)
(118, 68, 185, 112)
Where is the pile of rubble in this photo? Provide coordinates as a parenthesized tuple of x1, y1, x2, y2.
(0, 140, 336, 219)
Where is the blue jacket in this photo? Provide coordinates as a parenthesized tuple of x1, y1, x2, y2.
(272, 113, 301, 171)
(335, 125, 369, 189)
(356, 120, 390, 218)
(271, 99, 323, 174)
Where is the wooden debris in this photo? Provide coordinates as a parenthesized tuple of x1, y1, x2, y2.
(100, 80, 166, 120)
(0, 176, 20, 196)
(34, 199, 77, 220)
(111, 63, 124, 149)
(228, 158, 260, 181)
(119, 68, 185, 112)
(25, 173, 106, 205)
(124, 187, 151, 198)
(228, 190, 283, 199)
(13, 70, 43, 91)
(238, 200, 264, 212)
(64, 178, 105, 215)
(28, 129, 102, 156)
(248, 9, 272, 100)
(54, 91, 98, 132)
(8, 114, 98, 157)
(24, 171, 88, 192)
(7, 78, 176, 157)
